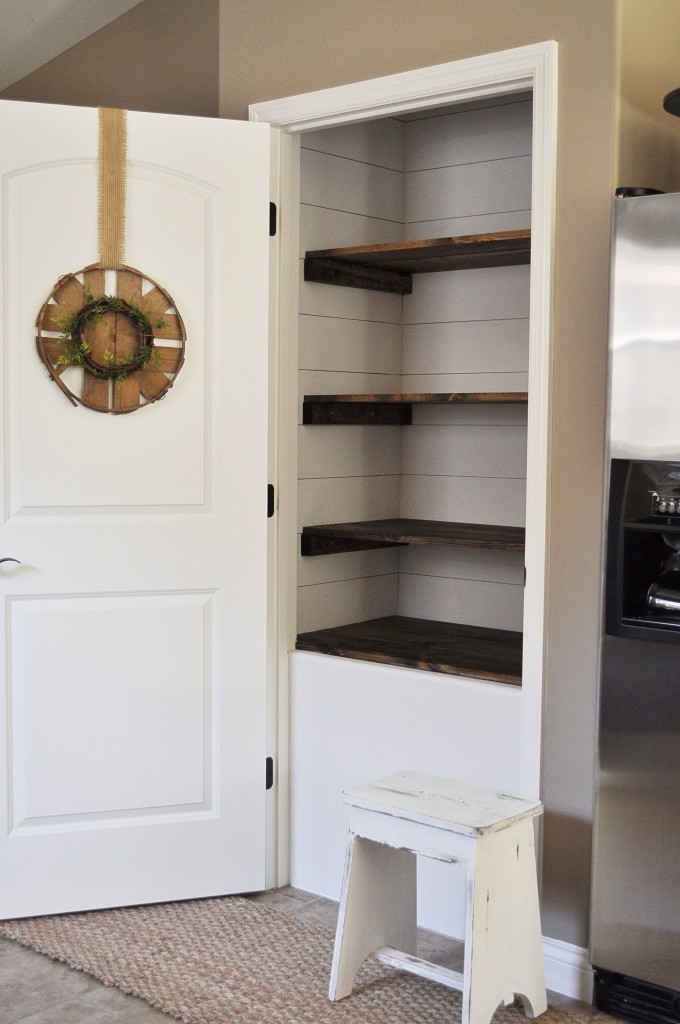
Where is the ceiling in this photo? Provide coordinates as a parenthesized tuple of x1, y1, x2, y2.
(0, 0, 144, 92)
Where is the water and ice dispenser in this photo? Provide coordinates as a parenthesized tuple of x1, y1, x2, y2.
(606, 459, 680, 639)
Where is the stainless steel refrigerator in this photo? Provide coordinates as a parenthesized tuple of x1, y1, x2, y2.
(591, 190, 680, 1021)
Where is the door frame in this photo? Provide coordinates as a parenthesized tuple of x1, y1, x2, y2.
(253, 41, 558, 882)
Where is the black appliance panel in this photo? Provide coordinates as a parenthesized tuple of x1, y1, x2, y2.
(606, 459, 680, 642)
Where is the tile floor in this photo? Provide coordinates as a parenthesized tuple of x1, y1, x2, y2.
(0, 886, 597, 1023)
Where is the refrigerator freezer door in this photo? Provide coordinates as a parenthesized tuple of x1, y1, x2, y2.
(609, 193, 680, 460)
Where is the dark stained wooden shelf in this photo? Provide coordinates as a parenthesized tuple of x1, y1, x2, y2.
(303, 391, 528, 425)
(295, 615, 522, 684)
(301, 518, 525, 556)
(304, 230, 531, 294)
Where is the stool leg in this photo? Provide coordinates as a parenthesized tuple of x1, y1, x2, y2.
(463, 820, 547, 1024)
(329, 833, 417, 1001)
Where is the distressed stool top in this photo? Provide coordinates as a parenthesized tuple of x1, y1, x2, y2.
(343, 771, 542, 837)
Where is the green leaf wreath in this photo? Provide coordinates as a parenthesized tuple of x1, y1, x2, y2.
(51, 291, 164, 382)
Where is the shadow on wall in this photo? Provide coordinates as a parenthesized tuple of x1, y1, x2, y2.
(542, 811, 593, 948)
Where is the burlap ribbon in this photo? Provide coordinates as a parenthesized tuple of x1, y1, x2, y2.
(98, 107, 127, 268)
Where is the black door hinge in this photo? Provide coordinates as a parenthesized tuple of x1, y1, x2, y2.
(267, 484, 275, 518)
(265, 756, 274, 790)
(269, 202, 277, 236)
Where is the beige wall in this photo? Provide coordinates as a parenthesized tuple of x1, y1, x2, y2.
(0, 0, 219, 116)
(617, 0, 680, 192)
(4, 0, 680, 951)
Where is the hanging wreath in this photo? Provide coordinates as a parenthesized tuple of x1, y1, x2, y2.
(35, 110, 188, 415)
(36, 265, 187, 414)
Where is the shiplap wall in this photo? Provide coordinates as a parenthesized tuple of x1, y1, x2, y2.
(297, 96, 532, 636)
(398, 97, 532, 632)
(298, 118, 405, 633)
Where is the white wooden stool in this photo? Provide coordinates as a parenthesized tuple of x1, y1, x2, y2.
(329, 771, 547, 1024)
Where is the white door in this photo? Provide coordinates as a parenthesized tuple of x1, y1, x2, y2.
(0, 100, 274, 918)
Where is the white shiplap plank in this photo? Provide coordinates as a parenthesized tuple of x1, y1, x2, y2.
(401, 371, 528, 393)
(404, 265, 530, 325)
(299, 475, 401, 529)
(298, 546, 401, 587)
(301, 148, 404, 222)
(410, 403, 528, 427)
(297, 574, 399, 633)
(299, 315, 402, 374)
(404, 210, 530, 240)
(300, 205, 404, 255)
(405, 101, 532, 172)
(400, 475, 526, 525)
(397, 573, 525, 631)
(302, 119, 405, 171)
(299, 369, 402, 394)
(398, 545, 525, 586)
(401, 424, 527, 479)
(396, 91, 531, 121)
(403, 319, 529, 375)
(298, 424, 402, 479)
(405, 155, 532, 224)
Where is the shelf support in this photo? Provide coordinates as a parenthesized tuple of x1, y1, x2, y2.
(304, 256, 412, 294)
(303, 401, 413, 425)
(301, 533, 406, 556)
(301, 519, 526, 556)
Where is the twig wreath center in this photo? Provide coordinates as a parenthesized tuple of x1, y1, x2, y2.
(52, 292, 165, 382)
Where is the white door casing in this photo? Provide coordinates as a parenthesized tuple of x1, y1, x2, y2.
(0, 100, 274, 918)
(251, 41, 557, 803)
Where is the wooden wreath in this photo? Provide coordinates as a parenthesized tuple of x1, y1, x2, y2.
(36, 265, 186, 414)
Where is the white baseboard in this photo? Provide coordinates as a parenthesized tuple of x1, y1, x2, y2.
(543, 935, 594, 1003)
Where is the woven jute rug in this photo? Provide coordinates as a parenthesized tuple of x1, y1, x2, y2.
(0, 896, 607, 1024)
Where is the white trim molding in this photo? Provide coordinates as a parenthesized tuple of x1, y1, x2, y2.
(543, 936, 594, 1004)
(250, 41, 557, 134)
